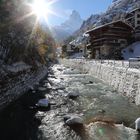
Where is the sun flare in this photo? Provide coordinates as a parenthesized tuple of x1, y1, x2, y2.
(31, 0, 49, 19)
(18, 0, 60, 45)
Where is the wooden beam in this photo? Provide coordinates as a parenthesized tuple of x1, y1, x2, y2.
(91, 41, 120, 47)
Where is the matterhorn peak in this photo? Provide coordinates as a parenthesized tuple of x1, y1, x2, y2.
(70, 10, 81, 20)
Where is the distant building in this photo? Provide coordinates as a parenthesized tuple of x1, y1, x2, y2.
(66, 35, 89, 58)
(67, 40, 80, 55)
(125, 8, 140, 41)
(125, 8, 140, 28)
(86, 21, 134, 59)
(67, 43, 75, 54)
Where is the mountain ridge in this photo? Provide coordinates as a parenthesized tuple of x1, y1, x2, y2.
(52, 10, 83, 42)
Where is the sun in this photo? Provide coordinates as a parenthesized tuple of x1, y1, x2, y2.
(31, 0, 49, 19)
(25, 0, 60, 24)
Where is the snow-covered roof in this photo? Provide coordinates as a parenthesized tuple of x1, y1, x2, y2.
(69, 35, 88, 46)
(128, 7, 140, 14)
(86, 20, 134, 34)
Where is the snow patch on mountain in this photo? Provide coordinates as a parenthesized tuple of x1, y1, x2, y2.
(52, 10, 83, 42)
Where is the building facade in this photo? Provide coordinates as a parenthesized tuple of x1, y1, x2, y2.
(125, 8, 140, 28)
(86, 21, 134, 59)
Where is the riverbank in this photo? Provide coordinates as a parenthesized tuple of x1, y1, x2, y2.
(60, 59, 140, 105)
(0, 65, 48, 111)
(0, 63, 140, 140)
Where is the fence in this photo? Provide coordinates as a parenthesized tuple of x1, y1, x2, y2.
(65, 58, 140, 69)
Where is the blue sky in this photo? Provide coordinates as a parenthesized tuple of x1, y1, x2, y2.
(47, 0, 113, 26)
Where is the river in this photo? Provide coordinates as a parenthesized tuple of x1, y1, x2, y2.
(0, 64, 140, 140)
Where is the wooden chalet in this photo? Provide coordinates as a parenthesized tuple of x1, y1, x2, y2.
(86, 20, 134, 59)
(125, 8, 140, 41)
(66, 41, 80, 56)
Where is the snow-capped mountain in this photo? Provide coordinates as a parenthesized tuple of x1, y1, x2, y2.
(74, 14, 101, 36)
(52, 10, 83, 42)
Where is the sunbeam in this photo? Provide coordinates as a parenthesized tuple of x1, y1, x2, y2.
(17, 0, 60, 47)
(16, 12, 34, 23)
(27, 18, 38, 48)
(29, 0, 60, 21)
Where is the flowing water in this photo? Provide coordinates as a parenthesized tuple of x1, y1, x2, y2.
(0, 64, 140, 140)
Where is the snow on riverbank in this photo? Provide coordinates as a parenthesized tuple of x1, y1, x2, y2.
(60, 59, 140, 105)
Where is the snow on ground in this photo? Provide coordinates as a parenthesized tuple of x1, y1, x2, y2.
(122, 42, 140, 60)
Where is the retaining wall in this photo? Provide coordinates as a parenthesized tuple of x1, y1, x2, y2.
(60, 59, 140, 105)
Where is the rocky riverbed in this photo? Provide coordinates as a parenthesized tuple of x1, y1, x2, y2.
(0, 64, 140, 140)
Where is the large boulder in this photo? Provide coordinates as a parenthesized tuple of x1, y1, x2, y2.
(64, 115, 83, 126)
(36, 99, 50, 108)
(68, 92, 79, 99)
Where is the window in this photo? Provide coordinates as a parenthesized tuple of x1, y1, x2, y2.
(137, 20, 140, 24)
(137, 14, 140, 18)
(120, 40, 126, 44)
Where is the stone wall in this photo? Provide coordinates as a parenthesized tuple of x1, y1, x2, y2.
(60, 59, 140, 105)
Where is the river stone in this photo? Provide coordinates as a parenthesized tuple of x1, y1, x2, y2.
(64, 115, 83, 126)
(60, 78, 64, 80)
(47, 83, 52, 89)
(57, 68, 63, 72)
(36, 99, 50, 108)
(48, 75, 56, 79)
(68, 92, 79, 99)
(89, 81, 93, 84)
(64, 115, 71, 122)
(56, 86, 65, 90)
(84, 81, 93, 85)
(135, 118, 140, 131)
(43, 82, 51, 88)
(38, 87, 46, 91)
(32, 90, 36, 93)
(98, 109, 106, 114)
